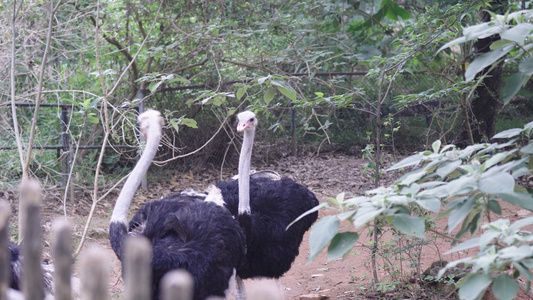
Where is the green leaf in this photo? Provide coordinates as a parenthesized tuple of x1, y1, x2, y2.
(519, 56, 533, 75)
(502, 72, 527, 105)
(438, 36, 466, 53)
(327, 232, 359, 261)
(479, 173, 515, 194)
(394, 5, 411, 20)
(445, 237, 480, 254)
(180, 118, 198, 129)
(149, 80, 163, 92)
(448, 197, 476, 233)
(498, 192, 533, 211)
(277, 86, 297, 101)
(464, 22, 504, 41)
(308, 216, 339, 263)
(237, 87, 245, 100)
(509, 216, 533, 232)
(488, 200, 502, 215)
(87, 115, 99, 124)
(493, 128, 523, 139)
(415, 198, 441, 213)
(492, 274, 519, 300)
(257, 76, 270, 84)
(501, 23, 533, 44)
(432, 140, 441, 153)
(264, 87, 276, 105)
(353, 206, 384, 228)
(386, 154, 423, 170)
(436, 160, 462, 178)
(520, 142, 533, 154)
(458, 274, 492, 300)
(393, 214, 425, 238)
(513, 262, 533, 280)
(169, 119, 180, 133)
(287, 202, 328, 230)
(465, 44, 513, 82)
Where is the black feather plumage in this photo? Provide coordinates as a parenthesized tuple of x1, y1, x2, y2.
(216, 176, 318, 279)
(110, 196, 245, 300)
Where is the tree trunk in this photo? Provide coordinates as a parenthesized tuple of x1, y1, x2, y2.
(454, 3, 504, 147)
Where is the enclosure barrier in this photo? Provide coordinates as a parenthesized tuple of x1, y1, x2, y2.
(0, 179, 192, 300)
(0, 103, 137, 187)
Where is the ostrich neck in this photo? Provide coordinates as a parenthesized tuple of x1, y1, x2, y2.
(111, 123, 161, 224)
(238, 128, 254, 215)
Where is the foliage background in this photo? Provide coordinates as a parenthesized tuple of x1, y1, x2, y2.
(2, 0, 533, 298)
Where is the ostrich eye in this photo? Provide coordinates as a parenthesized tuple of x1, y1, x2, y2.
(249, 117, 255, 122)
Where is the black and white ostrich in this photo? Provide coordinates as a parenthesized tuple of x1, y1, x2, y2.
(109, 110, 246, 300)
(207, 111, 319, 298)
(8, 241, 54, 296)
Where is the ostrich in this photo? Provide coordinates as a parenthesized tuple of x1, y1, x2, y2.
(208, 111, 319, 298)
(109, 110, 246, 300)
(8, 241, 54, 294)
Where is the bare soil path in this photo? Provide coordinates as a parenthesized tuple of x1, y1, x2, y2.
(5, 153, 532, 299)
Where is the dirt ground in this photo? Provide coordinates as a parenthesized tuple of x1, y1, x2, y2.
(4, 152, 533, 299)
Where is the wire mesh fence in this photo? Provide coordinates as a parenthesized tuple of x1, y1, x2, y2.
(1, 71, 531, 186)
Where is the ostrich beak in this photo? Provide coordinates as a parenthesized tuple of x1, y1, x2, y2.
(237, 121, 253, 132)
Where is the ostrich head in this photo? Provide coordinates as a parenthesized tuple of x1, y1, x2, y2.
(236, 111, 257, 132)
(138, 110, 164, 139)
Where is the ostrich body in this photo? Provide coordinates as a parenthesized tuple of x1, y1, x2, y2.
(207, 111, 319, 296)
(8, 241, 54, 294)
(109, 110, 245, 300)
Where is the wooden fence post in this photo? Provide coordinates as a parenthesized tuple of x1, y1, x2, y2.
(0, 201, 11, 300)
(20, 178, 45, 300)
(124, 236, 151, 300)
(161, 270, 193, 300)
(80, 247, 109, 300)
(52, 219, 72, 300)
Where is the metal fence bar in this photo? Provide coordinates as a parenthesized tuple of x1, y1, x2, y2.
(2, 103, 139, 187)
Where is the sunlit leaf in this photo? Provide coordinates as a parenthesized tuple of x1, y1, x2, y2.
(415, 198, 441, 213)
(264, 87, 276, 105)
(438, 36, 466, 53)
(465, 45, 513, 82)
(479, 173, 515, 194)
(353, 206, 384, 228)
(277, 86, 297, 101)
(386, 154, 424, 170)
(520, 142, 533, 154)
(287, 202, 328, 230)
(502, 23, 533, 44)
(448, 197, 476, 233)
(436, 160, 462, 178)
(432, 140, 441, 153)
(492, 128, 523, 139)
(149, 81, 163, 92)
(180, 118, 198, 129)
(237, 87, 245, 100)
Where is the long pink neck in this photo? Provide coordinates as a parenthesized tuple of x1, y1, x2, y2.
(238, 127, 254, 215)
(111, 119, 161, 225)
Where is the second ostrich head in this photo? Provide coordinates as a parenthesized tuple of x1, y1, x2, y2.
(237, 111, 258, 133)
(236, 110, 257, 216)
